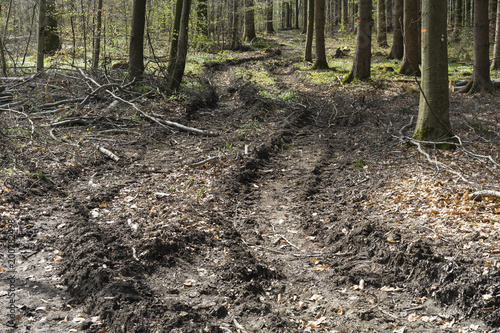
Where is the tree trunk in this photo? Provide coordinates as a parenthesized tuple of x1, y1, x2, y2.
(230, 0, 239, 49)
(492, 0, 500, 69)
(44, 0, 60, 55)
(387, 0, 403, 59)
(169, 0, 192, 91)
(128, 0, 146, 79)
(343, 0, 372, 83)
(285, 2, 291, 28)
(398, 0, 420, 76)
(295, 0, 300, 29)
(302, 0, 308, 33)
(414, 0, 453, 144)
(304, 0, 314, 61)
(342, 0, 348, 27)
(92, 0, 103, 69)
(267, 0, 275, 33)
(461, 0, 494, 93)
(312, 0, 328, 69)
(37, 0, 47, 71)
(454, 0, 463, 36)
(244, 0, 257, 41)
(167, 0, 184, 77)
(386, 0, 393, 31)
(377, 0, 388, 46)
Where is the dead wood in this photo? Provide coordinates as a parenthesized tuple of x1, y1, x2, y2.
(98, 146, 120, 162)
(470, 190, 500, 201)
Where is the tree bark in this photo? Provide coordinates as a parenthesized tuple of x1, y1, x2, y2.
(169, 0, 192, 91)
(343, 0, 372, 83)
(454, 0, 463, 36)
(387, 0, 403, 59)
(492, 0, 500, 69)
(312, 0, 328, 69)
(37, 0, 47, 71)
(377, 0, 388, 46)
(414, 0, 453, 144)
(342, 0, 348, 27)
(244, 0, 257, 41)
(386, 0, 393, 31)
(167, 0, 184, 77)
(295, 0, 300, 29)
(304, 0, 314, 61)
(461, 0, 494, 93)
(128, 0, 146, 79)
(398, 0, 420, 76)
(266, 0, 275, 33)
(92, 0, 104, 69)
(302, 0, 308, 33)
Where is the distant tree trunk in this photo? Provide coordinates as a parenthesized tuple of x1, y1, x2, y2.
(461, 0, 494, 93)
(454, 0, 463, 36)
(387, 0, 403, 59)
(92, 0, 103, 69)
(230, 0, 240, 49)
(312, 0, 328, 69)
(285, 2, 291, 28)
(414, 0, 453, 144)
(465, 0, 472, 27)
(386, 0, 393, 31)
(167, 0, 184, 77)
(169, 0, 192, 90)
(44, 0, 60, 55)
(302, 0, 308, 33)
(295, 0, 300, 29)
(37, 0, 47, 71)
(304, 0, 314, 61)
(266, 0, 275, 33)
(398, 0, 420, 76)
(377, 0, 388, 46)
(244, 0, 257, 41)
(343, 0, 372, 83)
(492, 0, 500, 69)
(342, 0, 348, 27)
(128, 0, 146, 79)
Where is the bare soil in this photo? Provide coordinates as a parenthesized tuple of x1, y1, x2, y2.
(1, 31, 500, 332)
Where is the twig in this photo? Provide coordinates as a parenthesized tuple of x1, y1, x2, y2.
(470, 190, 500, 201)
(189, 155, 221, 167)
(39, 98, 84, 109)
(49, 118, 92, 127)
(98, 146, 120, 162)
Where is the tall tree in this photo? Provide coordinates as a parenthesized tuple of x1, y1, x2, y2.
(386, 0, 393, 31)
(167, 0, 184, 77)
(492, 0, 500, 69)
(295, 0, 300, 29)
(387, 0, 403, 59)
(302, 0, 308, 33)
(37, 0, 47, 71)
(169, 0, 192, 90)
(92, 0, 104, 69)
(343, 0, 372, 83)
(128, 0, 146, 79)
(304, 0, 314, 61)
(244, 0, 257, 41)
(377, 0, 388, 46)
(398, 0, 420, 75)
(266, 0, 275, 33)
(454, 0, 463, 36)
(461, 0, 494, 93)
(312, 0, 328, 69)
(414, 0, 453, 143)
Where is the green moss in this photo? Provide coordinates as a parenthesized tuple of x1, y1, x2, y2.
(413, 127, 457, 150)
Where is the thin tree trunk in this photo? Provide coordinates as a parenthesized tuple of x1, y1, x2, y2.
(414, 0, 453, 143)
(492, 0, 500, 69)
(37, 0, 47, 71)
(302, 0, 308, 33)
(169, 0, 192, 90)
(92, 0, 104, 69)
(128, 0, 146, 79)
(344, 0, 372, 83)
(377, 0, 388, 46)
(267, 0, 275, 33)
(304, 0, 314, 61)
(312, 0, 328, 69)
(167, 0, 184, 76)
(244, 0, 257, 41)
(295, 0, 300, 29)
(387, 0, 403, 59)
(398, 0, 420, 76)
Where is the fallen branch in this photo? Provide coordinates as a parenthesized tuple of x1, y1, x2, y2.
(49, 118, 92, 127)
(39, 98, 84, 109)
(470, 190, 500, 201)
(98, 146, 120, 162)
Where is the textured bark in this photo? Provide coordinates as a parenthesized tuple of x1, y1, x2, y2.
(296, 0, 300, 29)
(492, 0, 500, 69)
(454, 0, 463, 34)
(92, 0, 104, 69)
(304, 0, 314, 61)
(387, 0, 403, 59)
(386, 0, 393, 31)
(244, 0, 257, 41)
(266, 0, 275, 33)
(377, 0, 388, 46)
(128, 0, 146, 79)
(302, 0, 308, 33)
(312, 0, 328, 69)
(167, 0, 184, 78)
(398, 0, 420, 76)
(37, 0, 47, 71)
(342, 0, 348, 27)
(414, 0, 453, 143)
(169, 0, 192, 91)
(461, 0, 494, 93)
(343, 0, 372, 83)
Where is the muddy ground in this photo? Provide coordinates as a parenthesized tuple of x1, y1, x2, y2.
(1, 31, 500, 332)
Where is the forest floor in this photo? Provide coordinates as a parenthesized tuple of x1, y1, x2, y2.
(1, 30, 500, 333)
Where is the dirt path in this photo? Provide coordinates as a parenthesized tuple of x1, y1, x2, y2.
(1, 30, 499, 332)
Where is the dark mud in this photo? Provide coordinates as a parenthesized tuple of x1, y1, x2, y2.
(1, 31, 499, 332)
